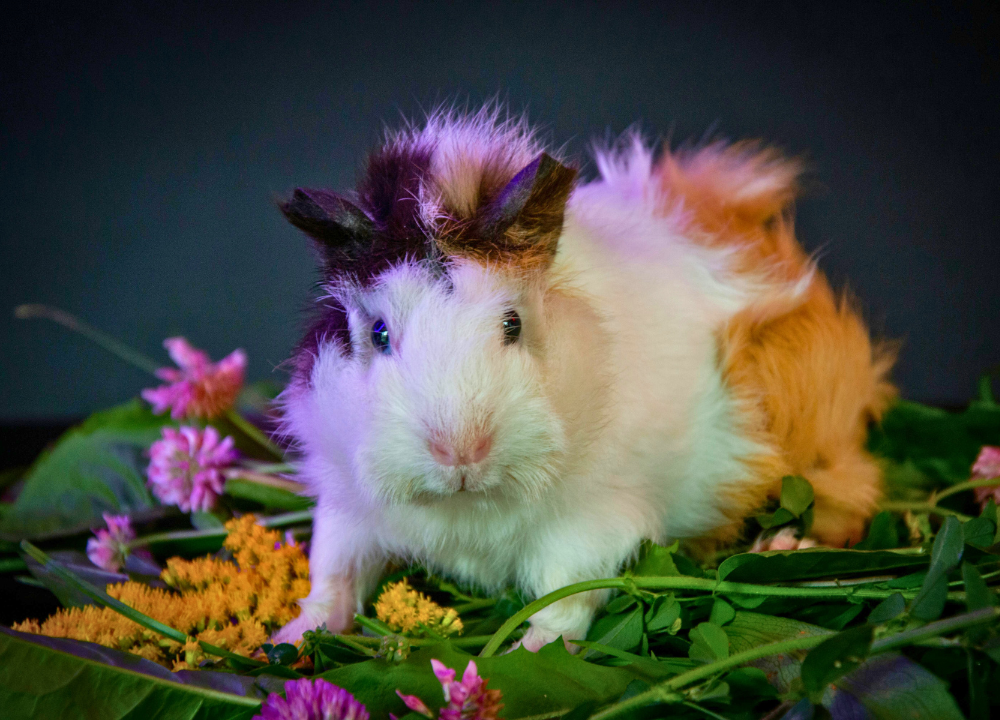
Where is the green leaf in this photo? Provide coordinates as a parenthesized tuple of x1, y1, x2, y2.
(756, 507, 796, 530)
(853, 511, 900, 550)
(717, 548, 927, 583)
(868, 593, 906, 624)
(224, 478, 313, 511)
(604, 594, 637, 615)
(630, 540, 680, 577)
(868, 399, 1000, 485)
(321, 641, 651, 719)
(910, 516, 964, 621)
(646, 595, 682, 633)
(725, 612, 832, 692)
(836, 652, 964, 720)
(189, 511, 226, 530)
(708, 599, 735, 627)
(0, 400, 169, 541)
(962, 562, 996, 612)
(22, 549, 128, 608)
(781, 476, 815, 517)
(0, 628, 262, 719)
(801, 624, 873, 696)
(567, 640, 693, 680)
(688, 622, 729, 663)
(587, 607, 643, 653)
(264, 643, 300, 666)
(962, 517, 995, 549)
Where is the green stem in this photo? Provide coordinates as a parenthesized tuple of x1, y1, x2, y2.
(130, 509, 313, 549)
(479, 576, 932, 658)
(935, 477, 1000, 503)
(354, 614, 393, 637)
(452, 597, 498, 614)
(225, 409, 285, 460)
(591, 634, 830, 719)
(244, 462, 297, 474)
(878, 501, 972, 521)
(224, 469, 305, 494)
(870, 606, 1000, 653)
(0, 557, 28, 573)
(682, 702, 735, 720)
(332, 632, 502, 649)
(14, 304, 160, 375)
(334, 635, 378, 657)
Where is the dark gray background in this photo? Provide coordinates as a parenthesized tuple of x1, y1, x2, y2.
(2, 1, 998, 419)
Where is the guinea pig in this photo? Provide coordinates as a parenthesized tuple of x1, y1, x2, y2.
(272, 107, 896, 651)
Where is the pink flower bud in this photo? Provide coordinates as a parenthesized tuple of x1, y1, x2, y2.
(147, 425, 237, 512)
(141, 337, 246, 420)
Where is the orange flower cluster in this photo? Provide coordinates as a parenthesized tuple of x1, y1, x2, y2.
(374, 580, 463, 637)
(13, 515, 309, 670)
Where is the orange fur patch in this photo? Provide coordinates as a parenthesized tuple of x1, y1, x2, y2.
(654, 143, 897, 548)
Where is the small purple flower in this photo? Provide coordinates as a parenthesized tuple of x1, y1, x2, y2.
(396, 659, 503, 720)
(973, 446, 1000, 508)
(86, 513, 136, 572)
(254, 678, 368, 720)
(147, 425, 237, 512)
(142, 337, 246, 420)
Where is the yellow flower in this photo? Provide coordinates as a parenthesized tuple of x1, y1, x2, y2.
(374, 580, 463, 637)
(13, 514, 309, 668)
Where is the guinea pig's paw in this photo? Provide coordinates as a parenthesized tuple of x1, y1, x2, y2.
(509, 626, 581, 654)
(272, 596, 355, 645)
(750, 527, 819, 553)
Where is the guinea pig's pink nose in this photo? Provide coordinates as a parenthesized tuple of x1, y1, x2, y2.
(428, 434, 493, 467)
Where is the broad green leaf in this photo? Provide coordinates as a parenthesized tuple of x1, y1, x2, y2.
(604, 594, 637, 614)
(709, 598, 735, 627)
(781, 476, 815, 517)
(587, 607, 643, 653)
(688, 622, 729, 662)
(224, 478, 313, 511)
(630, 540, 680, 577)
(853, 511, 900, 550)
(726, 612, 832, 692)
(868, 593, 906, 624)
(190, 511, 227, 530)
(910, 516, 964, 620)
(0, 400, 169, 541)
(566, 640, 692, 680)
(795, 602, 865, 631)
(836, 652, 964, 720)
(718, 548, 927, 583)
(0, 628, 263, 719)
(801, 625, 873, 696)
(962, 517, 995, 549)
(22, 549, 128, 607)
(320, 641, 650, 719)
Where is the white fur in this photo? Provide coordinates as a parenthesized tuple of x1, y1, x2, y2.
(274, 118, 803, 649)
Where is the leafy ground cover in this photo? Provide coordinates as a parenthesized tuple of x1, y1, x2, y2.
(2, 310, 999, 720)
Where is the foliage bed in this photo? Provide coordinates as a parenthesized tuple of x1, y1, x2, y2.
(2, 316, 1000, 720)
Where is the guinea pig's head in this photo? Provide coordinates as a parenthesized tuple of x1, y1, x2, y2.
(281, 114, 578, 507)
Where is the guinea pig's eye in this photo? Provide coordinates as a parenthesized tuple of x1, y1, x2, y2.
(371, 319, 390, 354)
(501, 310, 521, 344)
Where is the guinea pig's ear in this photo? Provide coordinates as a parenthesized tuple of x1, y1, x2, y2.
(475, 153, 577, 268)
(280, 188, 374, 268)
